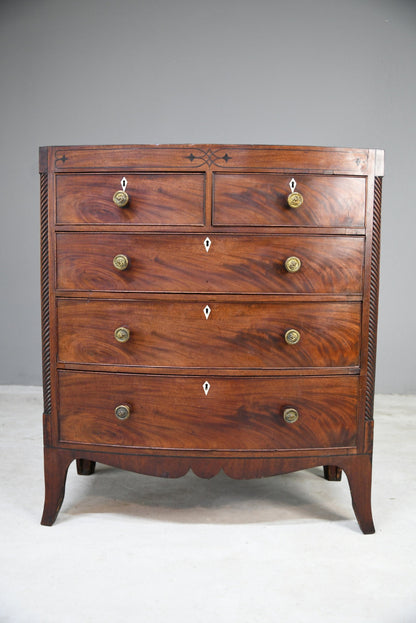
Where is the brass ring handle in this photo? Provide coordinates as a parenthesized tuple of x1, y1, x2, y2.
(114, 327, 130, 343)
(115, 404, 130, 420)
(113, 190, 129, 208)
(113, 254, 129, 271)
(284, 256, 302, 273)
(283, 407, 299, 424)
(285, 329, 301, 345)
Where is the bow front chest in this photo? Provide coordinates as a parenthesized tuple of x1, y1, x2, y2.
(39, 144, 383, 531)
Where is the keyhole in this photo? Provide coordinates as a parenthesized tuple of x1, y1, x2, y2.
(204, 237, 211, 252)
(203, 381, 210, 396)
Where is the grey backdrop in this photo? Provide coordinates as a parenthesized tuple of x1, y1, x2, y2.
(1, 0, 415, 392)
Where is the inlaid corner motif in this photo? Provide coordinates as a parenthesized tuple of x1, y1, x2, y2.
(185, 148, 232, 168)
(55, 152, 68, 166)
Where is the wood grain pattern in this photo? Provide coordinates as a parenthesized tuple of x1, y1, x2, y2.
(41, 447, 72, 526)
(323, 465, 342, 481)
(58, 371, 359, 451)
(56, 233, 364, 294)
(57, 299, 361, 369)
(213, 173, 366, 227)
(56, 173, 205, 225)
(51, 145, 370, 174)
(40, 447, 374, 532)
(40, 144, 383, 530)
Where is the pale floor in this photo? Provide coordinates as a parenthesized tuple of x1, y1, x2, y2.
(0, 387, 415, 623)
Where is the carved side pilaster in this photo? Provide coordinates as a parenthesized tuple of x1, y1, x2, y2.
(40, 173, 51, 415)
(365, 176, 382, 422)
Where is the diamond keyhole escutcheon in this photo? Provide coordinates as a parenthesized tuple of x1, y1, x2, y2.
(203, 381, 211, 396)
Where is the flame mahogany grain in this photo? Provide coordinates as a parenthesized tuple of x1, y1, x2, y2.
(40, 144, 383, 532)
(56, 173, 206, 225)
(56, 233, 364, 294)
(58, 371, 360, 450)
(57, 299, 362, 369)
(213, 173, 366, 227)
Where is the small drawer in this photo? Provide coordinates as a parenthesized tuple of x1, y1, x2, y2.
(213, 173, 366, 227)
(57, 299, 361, 369)
(58, 371, 359, 450)
(56, 233, 364, 294)
(56, 173, 205, 225)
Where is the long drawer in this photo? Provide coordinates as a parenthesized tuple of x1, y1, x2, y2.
(213, 173, 366, 227)
(58, 371, 359, 450)
(56, 233, 364, 294)
(56, 173, 205, 225)
(57, 299, 361, 369)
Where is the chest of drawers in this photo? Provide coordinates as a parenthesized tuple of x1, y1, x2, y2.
(39, 144, 383, 532)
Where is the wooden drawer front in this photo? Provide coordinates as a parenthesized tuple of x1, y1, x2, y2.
(213, 174, 365, 227)
(57, 299, 361, 369)
(56, 173, 205, 225)
(56, 233, 364, 294)
(58, 371, 359, 450)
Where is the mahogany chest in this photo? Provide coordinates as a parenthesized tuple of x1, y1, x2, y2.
(39, 144, 383, 531)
